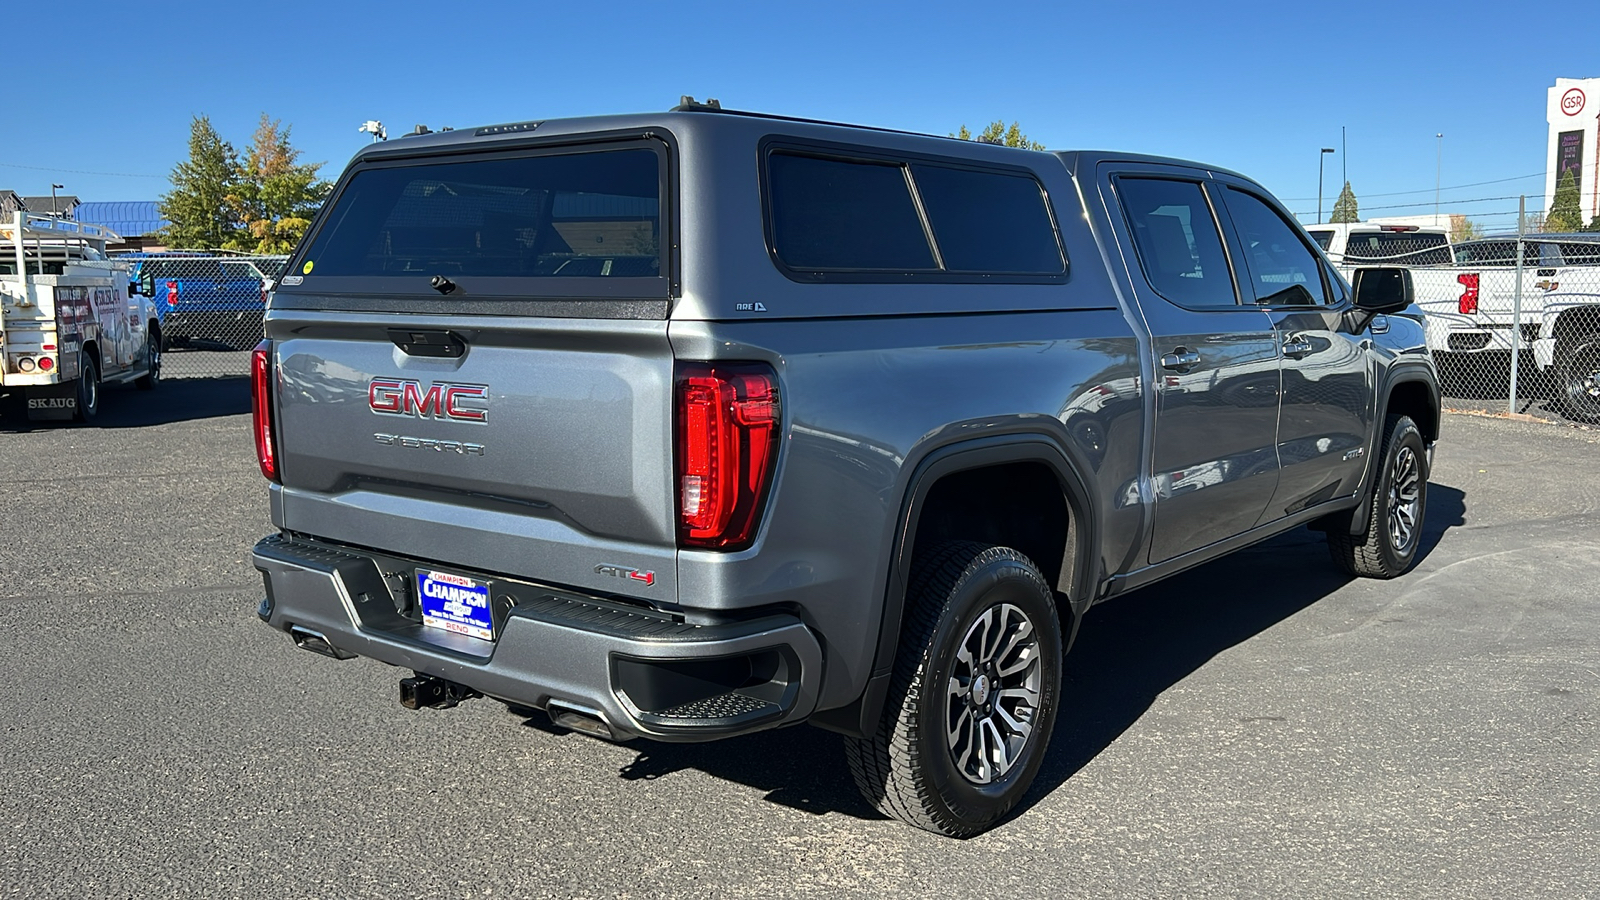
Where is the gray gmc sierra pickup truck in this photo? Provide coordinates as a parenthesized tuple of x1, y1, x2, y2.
(250, 101, 1440, 837)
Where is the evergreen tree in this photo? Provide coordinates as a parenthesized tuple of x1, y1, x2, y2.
(1546, 170, 1583, 232)
(1583, 215, 1600, 234)
(1329, 181, 1359, 224)
(159, 116, 243, 249)
(952, 120, 1046, 150)
(226, 114, 331, 254)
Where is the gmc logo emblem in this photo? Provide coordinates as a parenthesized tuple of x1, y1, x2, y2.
(369, 378, 489, 423)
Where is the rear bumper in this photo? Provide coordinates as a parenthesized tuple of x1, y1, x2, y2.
(252, 534, 822, 741)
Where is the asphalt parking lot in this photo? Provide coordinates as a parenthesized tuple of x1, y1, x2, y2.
(1, 379, 1596, 899)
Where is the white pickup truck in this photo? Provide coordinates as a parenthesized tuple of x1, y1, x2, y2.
(1451, 235, 1600, 422)
(0, 212, 161, 421)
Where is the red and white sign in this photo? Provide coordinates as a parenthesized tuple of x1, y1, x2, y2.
(1561, 87, 1586, 116)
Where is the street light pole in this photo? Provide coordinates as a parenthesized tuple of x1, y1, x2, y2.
(1318, 148, 1335, 224)
(1434, 133, 1443, 226)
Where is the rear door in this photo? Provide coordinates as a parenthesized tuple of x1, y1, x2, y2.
(1102, 166, 1282, 564)
(265, 138, 681, 599)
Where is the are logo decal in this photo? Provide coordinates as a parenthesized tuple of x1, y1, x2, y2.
(1562, 88, 1585, 116)
(369, 378, 488, 423)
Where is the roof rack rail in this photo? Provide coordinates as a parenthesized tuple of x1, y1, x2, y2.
(664, 97, 1034, 147)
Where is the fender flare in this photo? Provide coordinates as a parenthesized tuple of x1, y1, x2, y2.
(1347, 364, 1440, 535)
(813, 432, 1103, 737)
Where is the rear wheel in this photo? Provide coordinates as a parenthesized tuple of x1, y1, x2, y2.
(73, 356, 100, 423)
(844, 541, 1063, 837)
(1328, 415, 1427, 578)
(1555, 329, 1600, 424)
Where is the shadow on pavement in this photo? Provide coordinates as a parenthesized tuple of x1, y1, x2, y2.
(529, 483, 1465, 824)
(0, 376, 249, 432)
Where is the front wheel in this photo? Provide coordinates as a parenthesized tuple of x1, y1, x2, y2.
(1556, 330, 1600, 424)
(1328, 415, 1428, 578)
(844, 541, 1063, 837)
(136, 331, 160, 390)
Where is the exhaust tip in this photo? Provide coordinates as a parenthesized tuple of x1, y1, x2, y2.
(289, 626, 356, 660)
(546, 701, 619, 741)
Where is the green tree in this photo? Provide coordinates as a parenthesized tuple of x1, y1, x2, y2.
(1545, 170, 1583, 232)
(1583, 215, 1600, 233)
(1329, 181, 1359, 224)
(1450, 215, 1484, 243)
(952, 120, 1045, 150)
(159, 115, 243, 249)
(225, 114, 331, 254)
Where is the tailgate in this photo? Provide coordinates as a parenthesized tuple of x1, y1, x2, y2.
(264, 136, 678, 600)
(270, 313, 678, 598)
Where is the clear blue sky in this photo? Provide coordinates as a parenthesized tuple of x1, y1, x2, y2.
(5, 0, 1595, 233)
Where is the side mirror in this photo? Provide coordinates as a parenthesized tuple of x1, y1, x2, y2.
(128, 280, 141, 296)
(1351, 266, 1413, 314)
(138, 273, 155, 297)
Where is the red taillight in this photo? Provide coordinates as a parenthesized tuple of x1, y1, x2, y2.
(251, 340, 279, 482)
(166, 280, 178, 307)
(675, 362, 780, 549)
(1457, 273, 1480, 315)
(38, 357, 53, 372)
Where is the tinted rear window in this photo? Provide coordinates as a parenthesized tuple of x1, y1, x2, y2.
(1342, 231, 1451, 266)
(1557, 241, 1600, 264)
(910, 165, 1064, 273)
(1453, 241, 1535, 266)
(293, 147, 662, 283)
(1307, 230, 1334, 250)
(767, 153, 935, 271)
(766, 150, 1065, 278)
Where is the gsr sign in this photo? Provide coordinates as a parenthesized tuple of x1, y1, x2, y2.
(369, 379, 489, 423)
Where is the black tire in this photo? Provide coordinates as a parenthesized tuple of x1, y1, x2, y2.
(72, 355, 100, 423)
(1555, 330, 1600, 424)
(844, 541, 1063, 837)
(135, 331, 160, 390)
(1328, 415, 1427, 578)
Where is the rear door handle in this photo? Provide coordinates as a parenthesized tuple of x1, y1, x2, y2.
(1282, 337, 1313, 359)
(1160, 350, 1201, 370)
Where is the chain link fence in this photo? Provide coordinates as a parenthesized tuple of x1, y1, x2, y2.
(115, 253, 289, 379)
(1332, 231, 1600, 426)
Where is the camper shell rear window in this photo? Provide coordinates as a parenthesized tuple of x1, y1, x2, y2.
(277, 141, 668, 305)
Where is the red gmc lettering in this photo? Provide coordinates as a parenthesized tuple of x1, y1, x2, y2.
(369, 378, 404, 413)
(443, 385, 488, 422)
(403, 382, 444, 418)
(370, 379, 488, 423)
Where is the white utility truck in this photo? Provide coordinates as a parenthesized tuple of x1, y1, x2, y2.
(0, 212, 160, 421)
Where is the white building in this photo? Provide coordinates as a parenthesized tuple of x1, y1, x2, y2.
(1546, 77, 1600, 228)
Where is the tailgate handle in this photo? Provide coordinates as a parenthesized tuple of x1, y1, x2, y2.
(388, 329, 466, 358)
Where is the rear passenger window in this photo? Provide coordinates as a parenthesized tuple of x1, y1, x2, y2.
(910, 165, 1064, 273)
(1222, 189, 1328, 306)
(1117, 178, 1238, 308)
(767, 153, 936, 271)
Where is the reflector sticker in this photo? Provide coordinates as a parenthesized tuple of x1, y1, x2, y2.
(417, 570, 493, 640)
